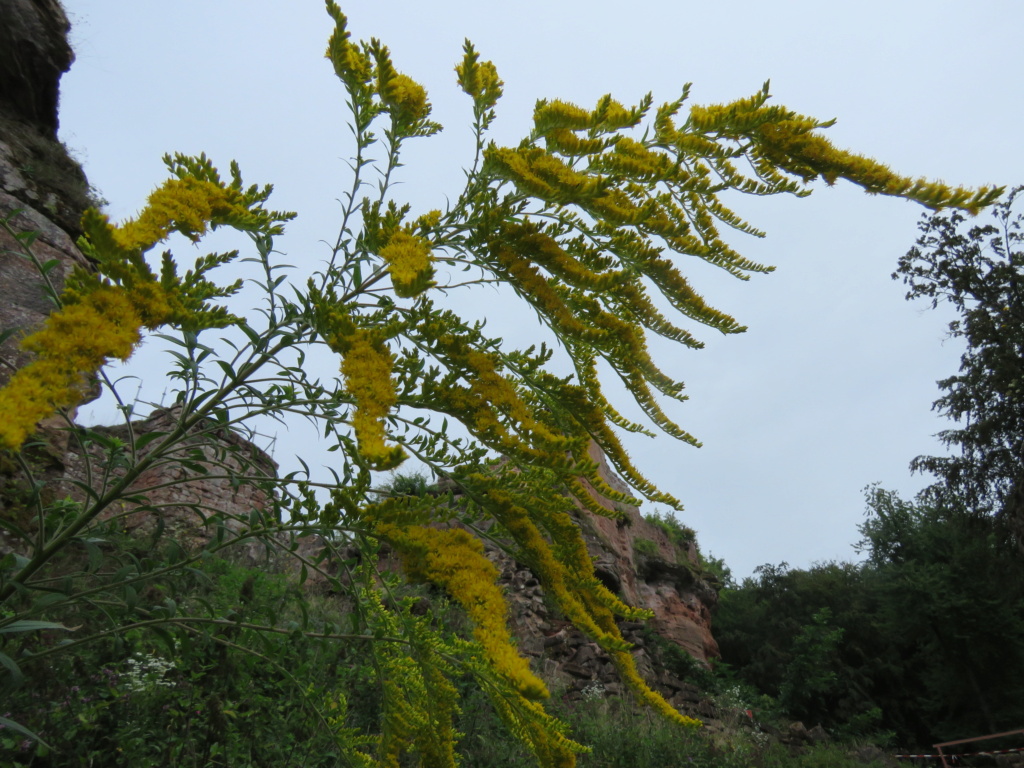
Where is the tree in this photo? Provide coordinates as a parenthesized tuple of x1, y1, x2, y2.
(0, 4, 998, 765)
(714, 487, 1024, 747)
(894, 188, 1024, 547)
(714, 560, 889, 739)
(857, 487, 1024, 741)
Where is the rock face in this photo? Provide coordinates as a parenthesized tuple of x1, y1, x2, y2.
(0, 0, 95, 235)
(479, 442, 721, 720)
(493, 440, 719, 667)
(0, 0, 99, 537)
(0, 0, 95, 386)
(0, 0, 75, 135)
(577, 441, 719, 664)
(492, 530, 720, 719)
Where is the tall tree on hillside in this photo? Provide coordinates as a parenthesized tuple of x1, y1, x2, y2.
(895, 189, 1024, 547)
(857, 487, 1024, 740)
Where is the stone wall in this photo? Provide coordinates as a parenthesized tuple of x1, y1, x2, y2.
(58, 407, 282, 560)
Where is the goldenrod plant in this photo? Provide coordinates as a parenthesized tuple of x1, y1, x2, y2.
(0, 3, 1000, 765)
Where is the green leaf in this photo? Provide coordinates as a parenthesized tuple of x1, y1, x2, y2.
(0, 620, 75, 634)
(84, 538, 103, 572)
(14, 228, 39, 247)
(0, 649, 24, 685)
(134, 430, 168, 450)
(0, 716, 53, 752)
(150, 625, 177, 656)
(0, 327, 20, 347)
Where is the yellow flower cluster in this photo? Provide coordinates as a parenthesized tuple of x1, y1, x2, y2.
(484, 146, 602, 205)
(0, 156, 292, 451)
(533, 99, 592, 131)
(533, 96, 640, 137)
(754, 120, 999, 212)
(377, 522, 548, 700)
(412, 294, 678, 513)
(322, 691, 378, 768)
(380, 73, 430, 123)
(611, 645, 702, 727)
(594, 137, 676, 181)
(340, 330, 407, 470)
(488, 232, 698, 449)
(488, 693, 583, 768)
(372, 37, 431, 126)
(356, 584, 462, 768)
(680, 84, 1000, 212)
(419, 333, 569, 468)
(542, 128, 609, 158)
(325, 1, 373, 89)
(379, 231, 435, 298)
(114, 177, 252, 253)
(455, 42, 503, 110)
(482, 485, 630, 645)
(0, 286, 148, 450)
(415, 209, 442, 231)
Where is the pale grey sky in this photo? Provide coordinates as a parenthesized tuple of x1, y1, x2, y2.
(59, 1, 1024, 578)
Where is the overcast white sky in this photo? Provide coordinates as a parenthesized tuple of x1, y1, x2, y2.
(59, 1, 1024, 579)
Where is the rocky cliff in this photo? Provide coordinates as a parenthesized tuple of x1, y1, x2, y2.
(0, 0, 723, 725)
(0, 0, 101, 538)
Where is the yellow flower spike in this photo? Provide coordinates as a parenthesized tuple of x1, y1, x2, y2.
(415, 209, 442, 232)
(456, 41, 503, 109)
(533, 99, 593, 132)
(381, 74, 430, 123)
(755, 118, 1001, 210)
(609, 647, 702, 728)
(543, 128, 607, 158)
(379, 231, 435, 298)
(325, 1, 373, 89)
(476, 486, 624, 648)
(377, 523, 549, 701)
(0, 286, 145, 451)
(114, 177, 251, 253)
(374, 42, 431, 125)
(356, 580, 463, 768)
(487, 692, 586, 768)
(340, 331, 407, 470)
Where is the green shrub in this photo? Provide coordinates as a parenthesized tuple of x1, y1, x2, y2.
(643, 510, 696, 548)
(633, 537, 658, 557)
(1, 556, 376, 767)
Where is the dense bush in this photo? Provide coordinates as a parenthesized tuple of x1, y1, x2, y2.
(714, 488, 1024, 747)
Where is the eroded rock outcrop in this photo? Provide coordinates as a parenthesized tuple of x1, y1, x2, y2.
(0, 0, 95, 235)
(0, 0, 98, 537)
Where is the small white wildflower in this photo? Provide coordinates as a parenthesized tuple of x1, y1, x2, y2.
(123, 652, 175, 693)
(581, 682, 605, 701)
